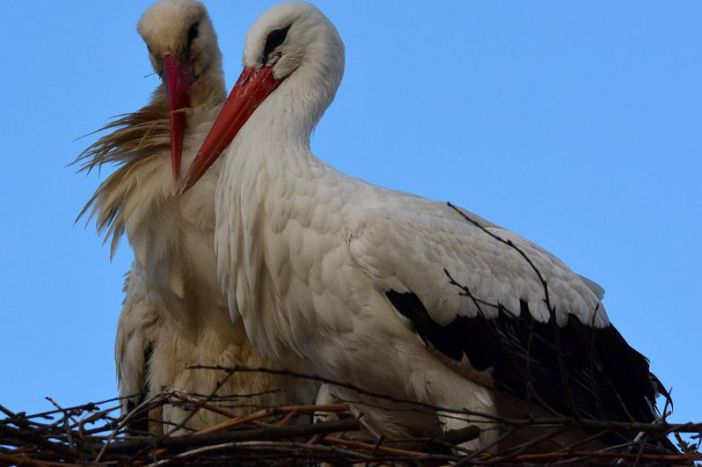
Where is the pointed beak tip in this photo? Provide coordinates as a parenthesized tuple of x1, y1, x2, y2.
(181, 159, 201, 193)
(181, 176, 193, 194)
(171, 157, 181, 182)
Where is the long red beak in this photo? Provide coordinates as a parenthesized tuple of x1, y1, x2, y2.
(163, 55, 194, 182)
(182, 66, 281, 192)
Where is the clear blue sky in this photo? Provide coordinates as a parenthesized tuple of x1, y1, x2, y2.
(1, 1, 700, 424)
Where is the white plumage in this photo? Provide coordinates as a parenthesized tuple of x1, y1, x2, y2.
(79, 0, 304, 434)
(185, 1, 667, 449)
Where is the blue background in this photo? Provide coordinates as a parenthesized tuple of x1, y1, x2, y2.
(1, 1, 700, 424)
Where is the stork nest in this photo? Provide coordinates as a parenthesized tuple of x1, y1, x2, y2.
(1, 379, 700, 467)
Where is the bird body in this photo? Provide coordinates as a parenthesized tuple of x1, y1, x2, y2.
(79, 0, 299, 434)
(211, 111, 613, 440)
(185, 2, 668, 448)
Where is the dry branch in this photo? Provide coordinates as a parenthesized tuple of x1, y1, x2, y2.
(1, 387, 698, 466)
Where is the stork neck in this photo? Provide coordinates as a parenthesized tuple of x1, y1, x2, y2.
(266, 83, 324, 146)
(190, 69, 226, 110)
(238, 53, 343, 161)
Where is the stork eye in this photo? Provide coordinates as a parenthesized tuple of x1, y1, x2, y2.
(263, 25, 290, 62)
(187, 21, 200, 45)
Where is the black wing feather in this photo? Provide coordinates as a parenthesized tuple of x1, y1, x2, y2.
(125, 341, 154, 435)
(386, 290, 659, 427)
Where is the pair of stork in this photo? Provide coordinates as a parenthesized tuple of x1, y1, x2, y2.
(78, 0, 669, 451)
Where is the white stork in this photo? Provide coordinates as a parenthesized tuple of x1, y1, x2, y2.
(183, 1, 671, 450)
(77, 0, 307, 434)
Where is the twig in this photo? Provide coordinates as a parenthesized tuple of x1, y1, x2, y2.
(91, 418, 360, 454)
(196, 403, 349, 434)
(323, 435, 438, 458)
(513, 450, 702, 463)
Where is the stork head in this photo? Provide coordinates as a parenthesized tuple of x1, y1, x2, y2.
(183, 2, 344, 191)
(138, 0, 224, 182)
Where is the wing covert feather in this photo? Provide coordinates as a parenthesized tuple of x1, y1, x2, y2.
(348, 205, 607, 328)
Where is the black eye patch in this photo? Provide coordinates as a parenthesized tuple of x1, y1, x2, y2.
(262, 25, 291, 62)
(187, 21, 200, 45)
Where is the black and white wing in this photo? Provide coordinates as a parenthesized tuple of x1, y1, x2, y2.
(348, 202, 662, 425)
